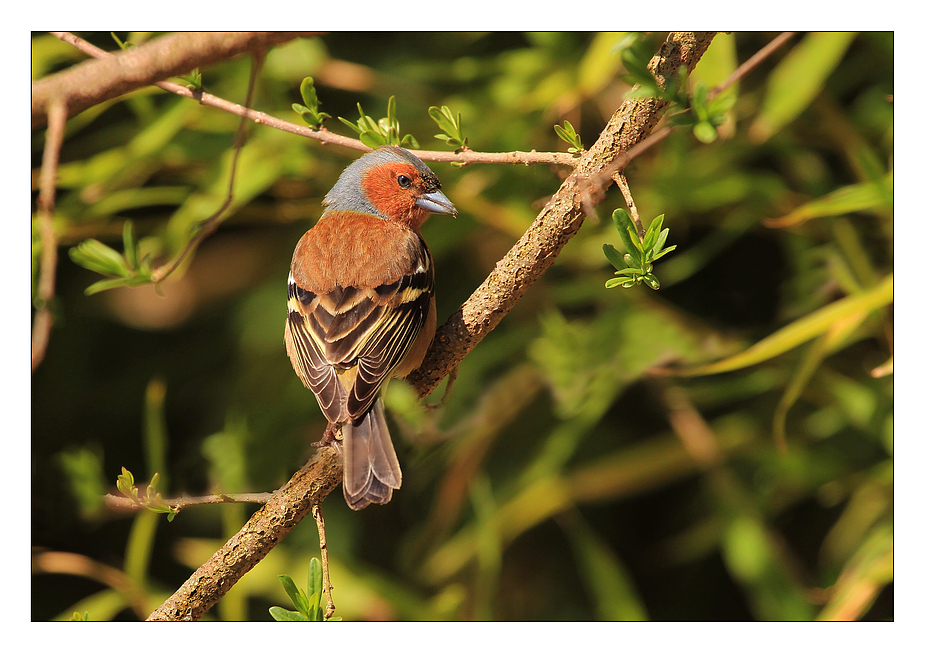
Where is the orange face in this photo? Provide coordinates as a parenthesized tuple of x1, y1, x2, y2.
(360, 161, 433, 230)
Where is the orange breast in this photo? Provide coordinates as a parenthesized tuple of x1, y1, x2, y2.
(290, 212, 422, 293)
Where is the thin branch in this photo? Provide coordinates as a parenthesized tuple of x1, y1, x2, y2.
(613, 171, 644, 237)
(103, 491, 274, 512)
(50, 32, 577, 168)
(32, 98, 67, 373)
(32, 551, 150, 620)
(312, 504, 336, 619)
(150, 51, 264, 285)
(708, 31, 795, 101)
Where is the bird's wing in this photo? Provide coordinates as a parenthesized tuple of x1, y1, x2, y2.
(285, 245, 433, 423)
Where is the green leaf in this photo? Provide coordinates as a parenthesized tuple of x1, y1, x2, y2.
(641, 221, 658, 252)
(428, 105, 465, 149)
(751, 32, 857, 143)
(360, 131, 387, 148)
(651, 244, 676, 261)
(269, 606, 308, 621)
(400, 134, 420, 149)
(293, 81, 331, 130)
(83, 278, 133, 295)
(122, 222, 139, 270)
(611, 209, 637, 255)
(673, 274, 893, 376)
(652, 226, 670, 255)
(554, 120, 583, 152)
(602, 244, 625, 271)
(116, 467, 137, 500)
(693, 120, 718, 144)
(278, 574, 312, 618)
(341, 97, 417, 148)
(177, 69, 202, 91)
(307, 557, 323, 621)
(767, 172, 893, 227)
(307, 558, 322, 600)
(299, 77, 320, 110)
(69, 239, 129, 277)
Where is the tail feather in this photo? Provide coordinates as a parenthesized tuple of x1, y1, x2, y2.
(342, 397, 402, 510)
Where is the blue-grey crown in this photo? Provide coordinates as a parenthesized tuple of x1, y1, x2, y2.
(323, 146, 440, 216)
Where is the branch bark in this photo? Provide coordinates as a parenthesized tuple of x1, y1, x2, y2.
(146, 446, 342, 621)
(32, 98, 67, 372)
(32, 32, 316, 129)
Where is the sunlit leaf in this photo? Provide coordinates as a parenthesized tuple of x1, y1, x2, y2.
(669, 274, 892, 376)
(750, 32, 857, 143)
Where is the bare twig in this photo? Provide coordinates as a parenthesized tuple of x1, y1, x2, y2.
(32, 98, 67, 373)
(312, 504, 336, 619)
(32, 551, 150, 620)
(150, 51, 264, 285)
(708, 31, 795, 101)
(613, 171, 644, 237)
(103, 491, 273, 512)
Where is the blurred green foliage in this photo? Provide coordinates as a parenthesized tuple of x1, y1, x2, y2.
(32, 31, 892, 621)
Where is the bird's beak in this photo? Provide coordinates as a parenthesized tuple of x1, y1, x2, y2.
(416, 190, 457, 217)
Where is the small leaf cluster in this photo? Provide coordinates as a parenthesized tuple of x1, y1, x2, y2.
(667, 81, 733, 144)
(339, 96, 419, 149)
(176, 68, 203, 92)
(116, 467, 179, 521)
(269, 558, 340, 621)
(429, 105, 468, 151)
(603, 209, 675, 290)
(618, 33, 663, 95)
(292, 77, 331, 129)
(68, 222, 154, 295)
(554, 120, 584, 154)
(620, 35, 729, 144)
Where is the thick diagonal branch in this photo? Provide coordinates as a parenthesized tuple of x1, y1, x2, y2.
(146, 446, 342, 621)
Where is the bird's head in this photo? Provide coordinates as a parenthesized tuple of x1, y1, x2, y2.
(323, 146, 457, 231)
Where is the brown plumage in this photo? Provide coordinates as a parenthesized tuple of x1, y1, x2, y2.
(285, 146, 456, 510)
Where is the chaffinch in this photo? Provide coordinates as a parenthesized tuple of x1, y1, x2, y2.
(285, 146, 456, 510)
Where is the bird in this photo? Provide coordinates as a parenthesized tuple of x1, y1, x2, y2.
(285, 145, 456, 510)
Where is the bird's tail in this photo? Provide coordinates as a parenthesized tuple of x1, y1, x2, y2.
(342, 397, 402, 510)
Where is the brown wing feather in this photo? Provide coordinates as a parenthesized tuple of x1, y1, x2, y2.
(285, 224, 434, 425)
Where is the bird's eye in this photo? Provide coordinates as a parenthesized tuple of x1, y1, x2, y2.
(397, 174, 412, 188)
